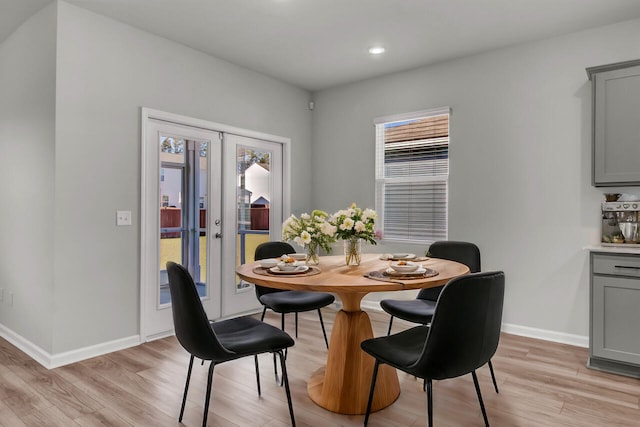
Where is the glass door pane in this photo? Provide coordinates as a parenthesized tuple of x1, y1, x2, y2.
(236, 145, 272, 291)
(159, 137, 207, 305)
(235, 146, 273, 291)
(197, 142, 208, 286)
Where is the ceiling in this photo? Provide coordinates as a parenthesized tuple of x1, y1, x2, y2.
(4, 0, 640, 91)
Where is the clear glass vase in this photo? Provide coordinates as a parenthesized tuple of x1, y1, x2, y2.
(305, 241, 320, 266)
(344, 237, 362, 266)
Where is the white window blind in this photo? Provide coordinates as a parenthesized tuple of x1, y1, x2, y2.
(375, 108, 450, 243)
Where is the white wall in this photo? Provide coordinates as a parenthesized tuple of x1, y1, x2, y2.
(0, 3, 56, 352)
(47, 1, 311, 354)
(311, 19, 640, 340)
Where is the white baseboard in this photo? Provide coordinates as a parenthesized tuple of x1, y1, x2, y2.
(360, 301, 589, 348)
(0, 323, 140, 369)
(501, 323, 588, 348)
(0, 323, 52, 367)
(143, 329, 175, 342)
(49, 335, 141, 368)
(1, 303, 589, 370)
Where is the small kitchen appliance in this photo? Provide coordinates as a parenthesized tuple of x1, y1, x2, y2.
(602, 201, 640, 244)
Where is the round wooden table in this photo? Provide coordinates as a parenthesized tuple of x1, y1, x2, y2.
(236, 253, 469, 415)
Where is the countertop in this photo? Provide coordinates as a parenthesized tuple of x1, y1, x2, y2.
(585, 245, 640, 254)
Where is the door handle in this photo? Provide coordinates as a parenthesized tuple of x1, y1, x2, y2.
(215, 233, 223, 239)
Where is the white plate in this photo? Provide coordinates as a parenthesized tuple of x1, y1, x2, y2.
(269, 265, 310, 275)
(389, 253, 416, 260)
(287, 253, 307, 261)
(258, 259, 279, 269)
(385, 266, 426, 276)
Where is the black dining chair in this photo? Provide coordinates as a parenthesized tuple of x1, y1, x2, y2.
(166, 261, 296, 427)
(254, 241, 334, 348)
(379, 240, 499, 393)
(362, 271, 505, 427)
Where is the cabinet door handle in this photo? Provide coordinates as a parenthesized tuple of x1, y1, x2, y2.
(614, 265, 640, 270)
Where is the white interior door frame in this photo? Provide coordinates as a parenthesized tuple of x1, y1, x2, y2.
(140, 107, 291, 341)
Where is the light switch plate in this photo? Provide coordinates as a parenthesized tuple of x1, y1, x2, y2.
(116, 210, 132, 226)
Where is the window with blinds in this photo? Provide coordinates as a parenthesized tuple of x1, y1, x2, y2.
(374, 107, 450, 243)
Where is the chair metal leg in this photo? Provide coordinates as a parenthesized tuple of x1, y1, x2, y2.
(386, 316, 394, 336)
(488, 360, 499, 393)
(363, 360, 380, 426)
(295, 312, 299, 338)
(280, 313, 289, 364)
(272, 313, 285, 384)
(276, 350, 296, 426)
(254, 355, 261, 396)
(260, 306, 267, 321)
(202, 362, 216, 427)
(471, 370, 490, 427)
(272, 353, 286, 387)
(179, 355, 195, 422)
(317, 309, 329, 348)
(426, 379, 433, 427)
(273, 353, 279, 383)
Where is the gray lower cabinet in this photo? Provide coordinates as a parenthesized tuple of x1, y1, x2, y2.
(587, 60, 640, 186)
(589, 252, 640, 377)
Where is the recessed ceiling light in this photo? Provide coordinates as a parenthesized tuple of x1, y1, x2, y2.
(368, 46, 385, 55)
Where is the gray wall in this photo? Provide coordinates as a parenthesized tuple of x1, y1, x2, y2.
(51, 1, 313, 353)
(4, 0, 640, 357)
(311, 19, 640, 338)
(1, 0, 312, 355)
(0, 3, 56, 352)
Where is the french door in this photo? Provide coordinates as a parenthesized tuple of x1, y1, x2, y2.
(142, 119, 222, 339)
(221, 134, 284, 316)
(141, 110, 288, 340)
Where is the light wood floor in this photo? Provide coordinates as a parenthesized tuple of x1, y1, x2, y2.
(1, 308, 640, 427)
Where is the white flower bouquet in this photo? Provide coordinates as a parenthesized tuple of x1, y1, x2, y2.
(330, 203, 378, 245)
(282, 210, 337, 254)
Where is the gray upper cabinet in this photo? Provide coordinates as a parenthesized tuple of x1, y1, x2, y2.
(587, 60, 640, 186)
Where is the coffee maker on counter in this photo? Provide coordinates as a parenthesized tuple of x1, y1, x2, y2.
(602, 200, 640, 245)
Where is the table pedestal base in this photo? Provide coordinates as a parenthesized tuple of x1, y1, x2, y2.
(307, 310, 400, 414)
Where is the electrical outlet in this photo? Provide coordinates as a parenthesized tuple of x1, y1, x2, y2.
(116, 210, 132, 226)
